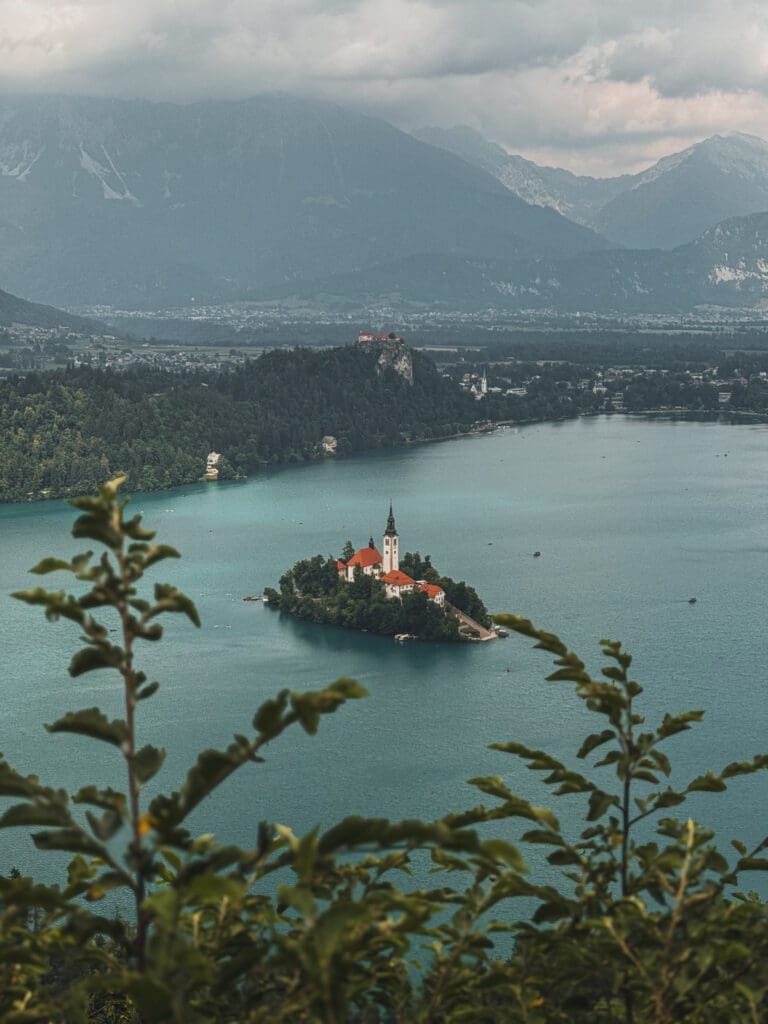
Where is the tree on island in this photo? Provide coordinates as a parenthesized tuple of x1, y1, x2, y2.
(271, 553, 464, 641)
(400, 550, 491, 626)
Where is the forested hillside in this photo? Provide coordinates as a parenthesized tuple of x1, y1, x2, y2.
(0, 346, 477, 503)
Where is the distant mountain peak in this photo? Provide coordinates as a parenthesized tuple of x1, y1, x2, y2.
(0, 93, 607, 309)
(415, 123, 768, 250)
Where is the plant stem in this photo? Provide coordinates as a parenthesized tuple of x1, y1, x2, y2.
(116, 541, 147, 972)
(622, 689, 634, 1024)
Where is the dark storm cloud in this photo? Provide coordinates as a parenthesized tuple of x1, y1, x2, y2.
(0, 1, 766, 173)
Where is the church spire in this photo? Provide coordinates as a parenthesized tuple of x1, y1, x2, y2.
(382, 503, 399, 573)
(385, 502, 397, 537)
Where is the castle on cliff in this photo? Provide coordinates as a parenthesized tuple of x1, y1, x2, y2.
(336, 506, 445, 605)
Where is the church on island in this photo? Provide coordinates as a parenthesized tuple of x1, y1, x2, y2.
(336, 506, 446, 606)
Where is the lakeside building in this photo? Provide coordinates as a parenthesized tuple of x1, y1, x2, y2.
(204, 451, 221, 480)
(337, 506, 445, 605)
(357, 330, 404, 344)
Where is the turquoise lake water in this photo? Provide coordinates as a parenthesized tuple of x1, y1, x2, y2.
(1, 415, 768, 896)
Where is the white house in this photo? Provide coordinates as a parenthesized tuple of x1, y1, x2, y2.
(344, 540, 383, 581)
(381, 569, 415, 599)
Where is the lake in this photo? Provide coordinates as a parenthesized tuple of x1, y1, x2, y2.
(1, 415, 767, 892)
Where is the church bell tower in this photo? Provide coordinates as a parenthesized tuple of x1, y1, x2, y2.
(382, 503, 399, 573)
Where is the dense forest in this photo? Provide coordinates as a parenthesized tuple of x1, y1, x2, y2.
(0, 346, 477, 503)
(269, 549, 490, 642)
(6, 335, 768, 505)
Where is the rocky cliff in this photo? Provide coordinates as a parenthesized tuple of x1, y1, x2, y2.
(358, 337, 414, 385)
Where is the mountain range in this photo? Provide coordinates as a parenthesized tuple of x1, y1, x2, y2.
(413, 126, 768, 250)
(0, 94, 605, 309)
(0, 285, 102, 331)
(258, 211, 768, 314)
(1, 94, 768, 317)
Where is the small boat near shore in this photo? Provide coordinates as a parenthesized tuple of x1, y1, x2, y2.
(243, 595, 263, 602)
(394, 633, 417, 642)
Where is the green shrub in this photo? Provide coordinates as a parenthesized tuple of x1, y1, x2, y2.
(2, 477, 768, 1022)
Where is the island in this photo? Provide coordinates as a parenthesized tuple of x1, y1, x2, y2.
(264, 506, 496, 642)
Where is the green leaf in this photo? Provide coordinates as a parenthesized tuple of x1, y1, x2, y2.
(71, 513, 122, 549)
(133, 745, 166, 785)
(431, 848, 469, 872)
(687, 771, 727, 793)
(123, 515, 156, 541)
(0, 803, 72, 830)
(253, 690, 289, 735)
(738, 857, 768, 871)
(277, 883, 316, 919)
(633, 769, 660, 784)
(314, 902, 368, 960)
(74, 786, 127, 813)
(183, 872, 244, 903)
(467, 776, 513, 801)
(723, 757, 768, 779)
(480, 839, 526, 871)
(29, 557, 74, 575)
(32, 828, 108, 859)
(139, 544, 180, 569)
(11, 588, 86, 625)
(492, 613, 534, 633)
(0, 759, 39, 798)
(547, 668, 588, 683)
(587, 789, 618, 821)
(124, 976, 174, 1020)
(148, 583, 201, 627)
(325, 677, 368, 700)
(652, 788, 687, 809)
(648, 748, 671, 776)
(289, 679, 367, 736)
(530, 806, 560, 830)
(293, 827, 319, 881)
(150, 739, 252, 830)
(69, 645, 124, 677)
(489, 742, 564, 773)
(85, 808, 124, 842)
(577, 730, 615, 760)
(45, 708, 128, 748)
(547, 848, 582, 866)
(521, 829, 565, 846)
(658, 710, 704, 739)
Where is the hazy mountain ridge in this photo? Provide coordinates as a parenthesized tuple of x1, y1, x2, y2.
(0, 94, 607, 309)
(412, 126, 629, 225)
(255, 210, 768, 314)
(0, 284, 103, 331)
(414, 126, 768, 250)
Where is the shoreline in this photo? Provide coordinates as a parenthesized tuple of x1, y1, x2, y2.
(2, 409, 766, 508)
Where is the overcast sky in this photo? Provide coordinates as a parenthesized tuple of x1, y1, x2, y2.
(2, 0, 768, 175)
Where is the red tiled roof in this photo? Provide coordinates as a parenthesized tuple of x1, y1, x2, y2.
(381, 570, 415, 587)
(336, 560, 346, 570)
(347, 547, 383, 568)
(419, 583, 444, 598)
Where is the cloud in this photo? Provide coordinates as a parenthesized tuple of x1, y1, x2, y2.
(0, 0, 767, 173)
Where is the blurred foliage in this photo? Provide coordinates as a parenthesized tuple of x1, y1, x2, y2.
(3, 477, 768, 1021)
